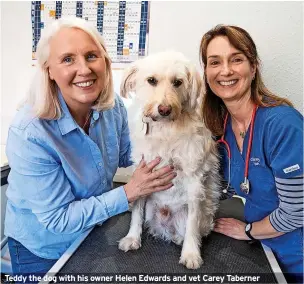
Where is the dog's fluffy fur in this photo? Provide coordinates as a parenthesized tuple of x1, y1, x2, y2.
(118, 51, 221, 269)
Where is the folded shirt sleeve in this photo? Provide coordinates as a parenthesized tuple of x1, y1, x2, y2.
(266, 109, 303, 179)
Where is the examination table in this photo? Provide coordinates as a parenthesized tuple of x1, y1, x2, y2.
(43, 196, 286, 284)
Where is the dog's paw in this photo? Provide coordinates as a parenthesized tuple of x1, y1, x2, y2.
(118, 236, 141, 252)
(179, 252, 203, 269)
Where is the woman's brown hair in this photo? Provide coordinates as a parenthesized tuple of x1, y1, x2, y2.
(199, 25, 293, 136)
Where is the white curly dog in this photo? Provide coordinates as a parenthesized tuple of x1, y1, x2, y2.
(118, 51, 221, 269)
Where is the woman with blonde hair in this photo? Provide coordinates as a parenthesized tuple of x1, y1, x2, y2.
(200, 25, 303, 283)
(5, 16, 175, 279)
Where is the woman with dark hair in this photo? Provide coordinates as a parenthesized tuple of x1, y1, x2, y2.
(200, 25, 303, 283)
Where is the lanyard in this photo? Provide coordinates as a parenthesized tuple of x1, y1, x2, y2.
(221, 105, 258, 194)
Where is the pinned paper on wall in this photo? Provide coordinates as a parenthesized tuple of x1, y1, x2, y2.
(31, 1, 149, 65)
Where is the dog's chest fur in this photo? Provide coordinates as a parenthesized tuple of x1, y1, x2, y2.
(131, 121, 207, 229)
(130, 119, 204, 170)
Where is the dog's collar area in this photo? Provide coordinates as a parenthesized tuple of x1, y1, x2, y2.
(142, 116, 151, 135)
(142, 116, 153, 135)
(145, 122, 150, 135)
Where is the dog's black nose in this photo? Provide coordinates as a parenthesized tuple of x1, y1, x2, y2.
(158, 105, 172, 116)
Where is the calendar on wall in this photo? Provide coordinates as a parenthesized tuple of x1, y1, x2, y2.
(31, 1, 149, 64)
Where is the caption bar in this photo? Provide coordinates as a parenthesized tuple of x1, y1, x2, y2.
(3, 273, 275, 283)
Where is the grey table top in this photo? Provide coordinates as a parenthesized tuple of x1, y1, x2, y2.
(49, 197, 280, 284)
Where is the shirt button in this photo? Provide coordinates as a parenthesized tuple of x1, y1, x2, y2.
(103, 180, 106, 185)
(99, 162, 102, 166)
(93, 112, 100, 121)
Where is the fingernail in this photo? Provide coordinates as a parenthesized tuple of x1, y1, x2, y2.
(157, 156, 161, 161)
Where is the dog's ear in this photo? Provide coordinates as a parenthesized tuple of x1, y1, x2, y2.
(188, 66, 203, 109)
(120, 63, 139, 98)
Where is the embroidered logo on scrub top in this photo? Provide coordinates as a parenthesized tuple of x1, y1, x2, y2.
(283, 164, 300, 174)
(250, 157, 260, 166)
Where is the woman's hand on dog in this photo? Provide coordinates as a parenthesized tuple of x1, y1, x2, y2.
(123, 157, 176, 202)
(213, 218, 250, 240)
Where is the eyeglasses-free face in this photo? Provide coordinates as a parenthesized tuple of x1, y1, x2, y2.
(48, 27, 107, 113)
(205, 35, 256, 104)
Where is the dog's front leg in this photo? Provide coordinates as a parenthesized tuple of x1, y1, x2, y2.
(179, 180, 204, 269)
(118, 197, 146, 251)
(179, 198, 203, 269)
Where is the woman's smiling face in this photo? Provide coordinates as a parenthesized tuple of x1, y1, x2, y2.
(47, 27, 106, 111)
(205, 36, 256, 103)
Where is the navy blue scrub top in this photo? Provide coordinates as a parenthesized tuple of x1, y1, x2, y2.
(219, 105, 303, 277)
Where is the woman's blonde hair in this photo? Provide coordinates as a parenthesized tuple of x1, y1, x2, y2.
(28, 16, 114, 119)
(199, 25, 293, 136)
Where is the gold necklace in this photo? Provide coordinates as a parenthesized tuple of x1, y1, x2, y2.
(82, 110, 92, 129)
(233, 117, 251, 139)
(240, 130, 246, 139)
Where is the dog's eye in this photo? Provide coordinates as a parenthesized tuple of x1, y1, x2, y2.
(147, 77, 158, 86)
(172, 79, 183, 88)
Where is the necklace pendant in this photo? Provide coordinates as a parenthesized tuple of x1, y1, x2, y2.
(82, 110, 93, 129)
(240, 131, 246, 139)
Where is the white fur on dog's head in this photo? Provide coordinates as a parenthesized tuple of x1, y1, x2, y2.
(121, 51, 202, 122)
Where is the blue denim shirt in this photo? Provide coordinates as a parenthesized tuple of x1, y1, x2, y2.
(5, 92, 132, 259)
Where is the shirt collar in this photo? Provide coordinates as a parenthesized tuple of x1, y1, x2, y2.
(57, 91, 79, 135)
(57, 90, 101, 135)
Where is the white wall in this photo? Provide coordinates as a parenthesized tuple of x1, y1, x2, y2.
(1, 1, 303, 146)
(148, 1, 303, 108)
(1, 1, 35, 145)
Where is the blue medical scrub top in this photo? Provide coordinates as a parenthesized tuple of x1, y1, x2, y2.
(219, 105, 303, 279)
